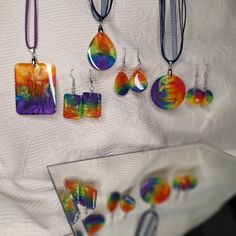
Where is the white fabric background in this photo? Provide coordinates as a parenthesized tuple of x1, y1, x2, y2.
(0, 0, 236, 235)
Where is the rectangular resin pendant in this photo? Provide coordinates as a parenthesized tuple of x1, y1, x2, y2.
(15, 63, 56, 115)
(82, 92, 102, 118)
(63, 94, 82, 120)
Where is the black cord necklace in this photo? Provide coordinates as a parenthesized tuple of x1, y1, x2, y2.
(151, 0, 187, 111)
(87, 0, 116, 71)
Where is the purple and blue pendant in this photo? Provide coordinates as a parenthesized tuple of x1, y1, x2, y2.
(88, 30, 116, 71)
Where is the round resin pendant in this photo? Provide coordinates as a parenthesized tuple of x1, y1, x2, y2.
(88, 31, 116, 71)
(114, 71, 130, 96)
(129, 69, 148, 93)
(151, 75, 186, 110)
(140, 177, 171, 205)
(186, 88, 204, 105)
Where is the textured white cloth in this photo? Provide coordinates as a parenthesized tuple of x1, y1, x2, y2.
(0, 0, 236, 235)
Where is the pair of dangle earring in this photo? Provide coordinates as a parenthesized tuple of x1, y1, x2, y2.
(63, 69, 102, 120)
(114, 48, 148, 96)
(186, 64, 214, 106)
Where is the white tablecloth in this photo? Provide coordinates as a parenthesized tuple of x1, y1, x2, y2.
(0, 0, 236, 235)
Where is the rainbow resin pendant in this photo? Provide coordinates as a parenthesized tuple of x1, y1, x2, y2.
(151, 74, 186, 110)
(140, 177, 171, 206)
(88, 26, 116, 71)
(15, 63, 56, 115)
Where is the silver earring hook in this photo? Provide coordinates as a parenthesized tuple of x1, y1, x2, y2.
(30, 47, 37, 66)
(194, 64, 199, 87)
(70, 69, 76, 96)
(89, 69, 94, 93)
(203, 64, 209, 90)
(121, 47, 126, 71)
(136, 48, 142, 69)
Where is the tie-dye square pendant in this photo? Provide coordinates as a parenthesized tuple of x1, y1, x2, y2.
(63, 94, 83, 120)
(82, 92, 102, 118)
(15, 63, 56, 115)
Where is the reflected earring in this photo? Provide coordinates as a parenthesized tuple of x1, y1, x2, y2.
(63, 69, 83, 120)
(186, 65, 203, 105)
(58, 189, 81, 225)
(119, 195, 136, 218)
(172, 175, 198, 199)
(114, 48, 130, 96)
(79, 184, 97, 216)
(107, 192, 121, 220)
(82, 70, 102, 118)
(130, 48, 148, 93)
(83, 214, 105, 235)
(201, 64, 214, 106)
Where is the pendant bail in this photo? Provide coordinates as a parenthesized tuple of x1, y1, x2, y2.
(98, 23, 103, 33)
(30, 47, 37, 66)
(70, 69, 76, 96)
(167, 62, 173, 76)
(136, 48, 142, 69)
(89, 69, 95, 93)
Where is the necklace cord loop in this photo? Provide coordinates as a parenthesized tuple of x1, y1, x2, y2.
(160, 0, 186, 66)
(89, 0, 113, 23)
(25, 0, 38, 50)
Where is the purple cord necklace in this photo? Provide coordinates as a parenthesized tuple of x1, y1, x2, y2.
(14, 0, 57, 115)
(25, 0, 38, 65)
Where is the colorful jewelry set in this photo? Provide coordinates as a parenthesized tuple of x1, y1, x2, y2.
(114, 48, 148, 96)
(63, 69, 102, 120)
(59, 178, 105, 236)
(15, 0, 214, 117)
(58, 174, 197, 235)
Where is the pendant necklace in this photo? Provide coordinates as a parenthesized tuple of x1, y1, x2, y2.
(87, 0, 116, 71)
(151, 0, 187, 110)
(15, 0, 56, 115)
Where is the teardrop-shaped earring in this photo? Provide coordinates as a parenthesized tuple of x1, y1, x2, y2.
(186, 65, 204, 105)
(201, 64, 214, 106)
(63, 69, 83, 120)
(114, 47, 130, 96)
(129, 48, 148, 93)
